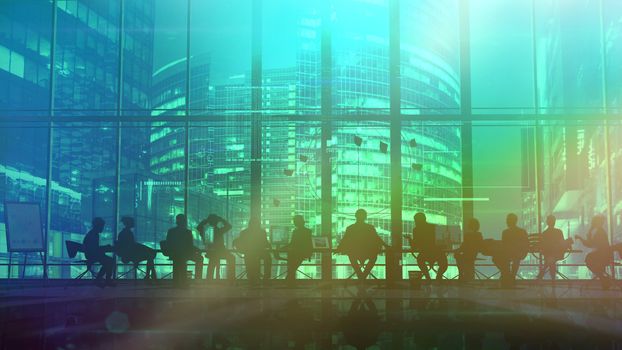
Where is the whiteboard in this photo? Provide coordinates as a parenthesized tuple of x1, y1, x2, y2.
(4, 202, 45, 252)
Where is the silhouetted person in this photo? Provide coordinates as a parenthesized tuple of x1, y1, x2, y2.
(164, 214, 203, 287)
(336, 209, 386, 280)
(536, 215, 570, 281)
(198, 214, 235, 281)
(235, 217, 272, 286)
(575, 215, 612, 289)
(82, 217, 114, 287)
(500, 213, 529, 287)
(115, 216, 157, 280)
(410, 212, 447, 280)
(455, 218, 483, 282)
(283, 215, 313, 285)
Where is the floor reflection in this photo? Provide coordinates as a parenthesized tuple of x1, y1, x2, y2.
(1, 284, 621, 349)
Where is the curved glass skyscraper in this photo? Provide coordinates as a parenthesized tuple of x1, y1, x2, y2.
(145, 0, 463, 279)
(2, 0, 621, 281)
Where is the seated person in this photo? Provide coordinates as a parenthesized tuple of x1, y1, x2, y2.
(235, 217, 272, 286)
(537, 215, 571, 280)
(164, 214, 204, 287)
(575, 215, 612, 289)
(115, 216, 157, 280)
(455, 218, 483, 282)
(82, 217, 114, 287)
(283, 215, 313, 284)
(198, 214, 235, 281)
(501, 213, 529, 287)
(336, 209, 386, 280)
(410, 212, 447, 280)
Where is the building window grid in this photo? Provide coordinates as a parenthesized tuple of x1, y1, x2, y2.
(0, 0, 618, 279)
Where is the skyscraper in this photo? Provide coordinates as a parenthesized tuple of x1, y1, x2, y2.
(0, 0, 156, 277)
(147, 0, 463, 279)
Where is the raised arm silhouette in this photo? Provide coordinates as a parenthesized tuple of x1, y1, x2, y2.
(198, 214, 235, 281)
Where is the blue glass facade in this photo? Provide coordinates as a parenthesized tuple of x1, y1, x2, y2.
(1, 0, 622, 280)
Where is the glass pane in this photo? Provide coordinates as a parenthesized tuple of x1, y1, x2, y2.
(49, 122, 117, 278)
(0, 0, 52, 117)
(262, 1, 322, 115)
(123, 1, 188, 117)
(262, 120, 322, 279)
(331, 0, 389, 115)
(604, 0, 622, 112)
(540, 121, 610, 279)
(0, 125, 49, 278)
(610, 122, 622, 276)
(472, 122, 538, 278)
(190, 1, 252, 115)
(400, 0, 461, 115)
(470, 0, 535, 114)
(54, 0, 121, 116)
(401, 121, 463, 278)
(535, 0, 604, 114)
(187, 120, 251, 279)
(332, 121, 391, 279)
(119, 121, 185, 278)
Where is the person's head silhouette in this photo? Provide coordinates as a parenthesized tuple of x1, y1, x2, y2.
(248, 216, 260, 229)
(467, 218, 480, 232)
(175, 214, 187, 228)
(506, 213, 518, 228)
(92, 217, 105, 233)
(121, 216, 134, 229)
(546, 215, 556, 228)
(293, 215, 305, 228)
(206, 214, 219, 226)
(591, 214, 605, 229)
(414, 212, 427, 226)
(355, 209, 367, 223)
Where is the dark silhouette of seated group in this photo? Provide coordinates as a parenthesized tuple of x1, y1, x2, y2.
(78, 208, 621, 289)
(81, 216, 157, 287)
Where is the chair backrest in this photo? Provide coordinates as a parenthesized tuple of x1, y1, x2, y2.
(65, 240, 97, 277)
(65, 240, 83, 259)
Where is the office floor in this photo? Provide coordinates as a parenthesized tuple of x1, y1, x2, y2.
(1, 280, 621, 349)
